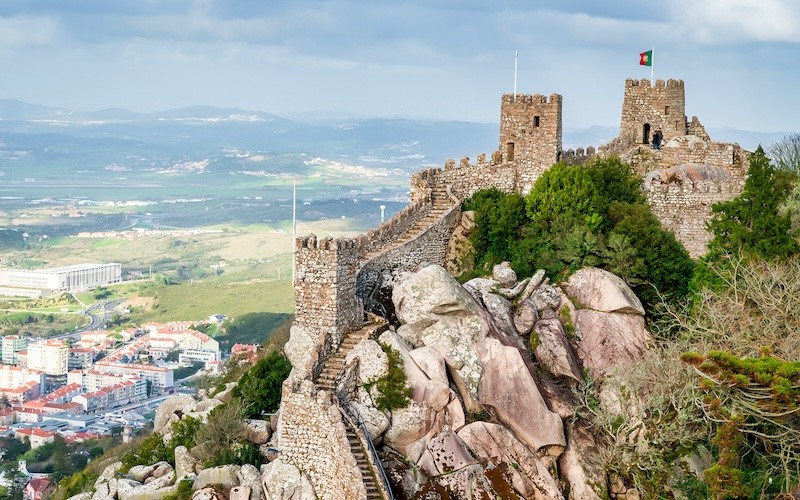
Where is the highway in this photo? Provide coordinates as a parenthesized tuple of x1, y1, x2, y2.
(52, 298, 127, 340)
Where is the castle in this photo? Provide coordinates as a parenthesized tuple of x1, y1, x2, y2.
(275, 78, 749, 499)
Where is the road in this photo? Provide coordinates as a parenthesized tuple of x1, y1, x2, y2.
(52, 298, 127, 340)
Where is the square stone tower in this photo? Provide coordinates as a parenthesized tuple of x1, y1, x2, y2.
(620, 79, 687, 147)
(499, 93, 562, 192)
(294, 235, 362, 349)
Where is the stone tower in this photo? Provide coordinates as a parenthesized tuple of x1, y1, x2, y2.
(499, 93, 562, 192)
(620, 78, 686, 147)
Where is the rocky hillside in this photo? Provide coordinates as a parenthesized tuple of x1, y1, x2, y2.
(340, 262, 655, 499)
(62, 262, 680, 500)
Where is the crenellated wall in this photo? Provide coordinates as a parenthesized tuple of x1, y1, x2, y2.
(645, 171, 745, 257)
(623, 139, 747, 179)
(279, 78, 751, 498)
(620, 79, 687, 146)
(294, 235, 362, 376)
(353, 198, 432, 257)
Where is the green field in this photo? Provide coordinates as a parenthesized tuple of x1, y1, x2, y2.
(130, 278, 294, 322)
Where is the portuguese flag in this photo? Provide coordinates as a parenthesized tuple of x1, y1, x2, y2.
(639, 50, 653, 66)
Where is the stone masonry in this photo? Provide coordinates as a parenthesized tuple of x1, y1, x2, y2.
(620, 78, 687, 146)
(277, 77, 750, 498)
(499, 93, 563, 194)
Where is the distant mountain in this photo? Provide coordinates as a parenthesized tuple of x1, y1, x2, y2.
(707, 127, 790, 152)
(0, 99, 791, 163)
(0, 99, 71, 121)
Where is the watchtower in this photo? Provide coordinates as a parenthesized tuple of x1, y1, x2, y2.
(499, 93, 562, 192)
(620, 79, 686, 147)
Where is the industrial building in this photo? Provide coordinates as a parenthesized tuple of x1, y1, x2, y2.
(0, 263, 122, 294)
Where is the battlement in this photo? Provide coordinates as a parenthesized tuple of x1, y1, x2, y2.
(501, 93, 562, 105)
(295, 234, 357, 251)
(625, 78, 685, 89)
(294, 234, 361, 355)
(561, 146, 597, 165)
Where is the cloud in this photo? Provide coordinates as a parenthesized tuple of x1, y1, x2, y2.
(671, 0, 800, 44)
(0, 16, 61, 51)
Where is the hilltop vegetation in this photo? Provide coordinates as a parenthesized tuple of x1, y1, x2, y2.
(463, 156, 694, 314)
(463, 147, 800, 497)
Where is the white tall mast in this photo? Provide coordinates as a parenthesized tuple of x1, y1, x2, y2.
(513, 50, 518, 102)
(651, 46, 655, 85)
(291, 180, 296, 286)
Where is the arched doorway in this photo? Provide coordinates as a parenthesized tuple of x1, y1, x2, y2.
(642, 123, 651, 145)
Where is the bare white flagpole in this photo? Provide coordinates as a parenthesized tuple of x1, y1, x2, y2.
(291, 180, 296, 286)
(513, 50, 518, 102)
(651, 46, 655, 85)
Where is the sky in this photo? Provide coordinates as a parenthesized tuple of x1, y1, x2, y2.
(1, 0, 799, 132)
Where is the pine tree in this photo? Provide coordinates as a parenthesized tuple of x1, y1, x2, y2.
(706, 146, 799, 260)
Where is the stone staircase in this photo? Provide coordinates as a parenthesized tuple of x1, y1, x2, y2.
(345, 420, 384, 500)
(360, 184, 458, 264)
(314, 324, 390, 500)
(315, 326, 373, 392)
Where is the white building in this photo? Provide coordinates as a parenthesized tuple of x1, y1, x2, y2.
(71, 379, 146, 413)
(27, 340, 69, 376)
(178, 349, 220, 366)
(0, 263, 122, 293)
(1, 335, 30, 365)
(93, 362, 174, 394)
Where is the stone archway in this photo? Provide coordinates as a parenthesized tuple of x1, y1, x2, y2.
(642, 123, 651, 145)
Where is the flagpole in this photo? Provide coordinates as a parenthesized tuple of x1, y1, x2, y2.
(513, 50, 518, 102)
(291, 180, 296, 286)
(651, 46, 655, 85)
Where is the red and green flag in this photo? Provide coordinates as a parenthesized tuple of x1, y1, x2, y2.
(639, 50, 653, 67)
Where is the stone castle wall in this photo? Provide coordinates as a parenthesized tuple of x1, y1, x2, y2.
(416, 160, 517, 201)
(353, 198, 432, 257)
(620, 79, 687, 146)
(499, 93, 562, 193)
(294, 235, 362, 376)
(624, 140, 748, 179)
(280, 80, 751, 497)
(277, 380, 366, 500)
(645, 175, 744, 257)
(357, 203, 462, 305)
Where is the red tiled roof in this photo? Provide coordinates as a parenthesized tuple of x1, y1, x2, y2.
(27, 477, 53, 493)
(17, 427, 55, 438)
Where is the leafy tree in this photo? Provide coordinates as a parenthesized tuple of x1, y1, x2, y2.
(526, 163, 599, 231)
(464, 156, 693, 314)
(608, 202, 695, 309)
(0, 436, 29, 461)
(706, 146, 799, 261)
(232, 351, 291, 418)
(462, 187, 526, 266)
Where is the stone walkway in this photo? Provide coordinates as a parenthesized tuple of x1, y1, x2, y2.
(315, 324, 387, 499)
(359, 184, 457, 264)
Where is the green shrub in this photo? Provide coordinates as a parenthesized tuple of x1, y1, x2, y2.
(204, 442, 263, 469)
(462, 187, 526, 266)
(233, 351, 292, 418)
(164, 478, 194, 500)
(607, 201, 695, 310)
(368, 343, 412, 412)
(120, 432, 170, 472)
(526, 163, 600, 231)
(56, 469, 99, 500)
